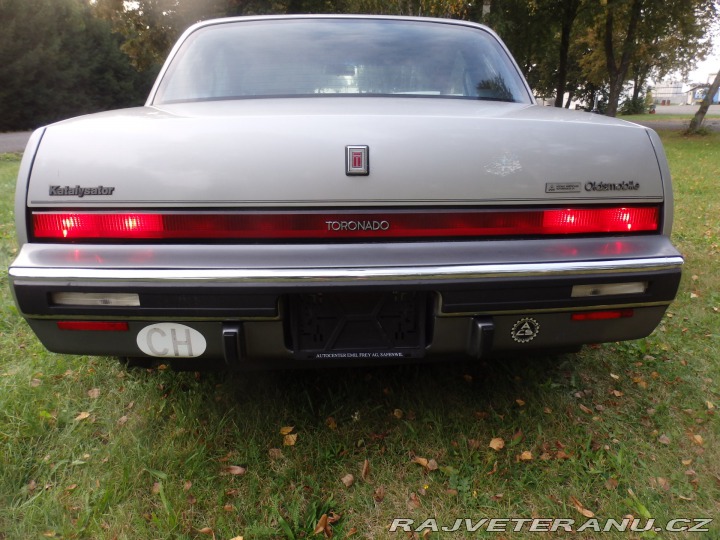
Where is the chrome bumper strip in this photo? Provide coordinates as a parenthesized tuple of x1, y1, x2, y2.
(10, 256, 684, 284)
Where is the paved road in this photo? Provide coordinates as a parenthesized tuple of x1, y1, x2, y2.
(0, 131, 32, 153)
(1, 104, 718, 154)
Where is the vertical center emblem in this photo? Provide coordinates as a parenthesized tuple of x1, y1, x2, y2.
(346, 145, 369, 176)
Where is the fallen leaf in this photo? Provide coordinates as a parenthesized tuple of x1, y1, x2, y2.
(393, 409, 404, 419)
(489, 437, 505, 451)
(691, 434, 704, 446)
(373, 485, 386, 503)
(66, 484, 78, 491)
(345, 527, 358, 537)
(569, 496, 595, 518)
(325, 417, 337, 430)
(268, 448, 283, 460)
(30, 378, 42, 387)
(327, 512, 341, 524)
(579, 404, 593, 415)
(426, 459, 438, 471)
(516, 399, 526, 406)
(183, 481, 192, 491)
(657, 477, 670, 491)
(223, 504, 234, 512)
(486, 461, 498, 476)
(658, 434, 671, 445)
(361, 459, 370, 481)
(681, 459, 693, 466)
(197, 527, 216, 539)
(539, 452, 552, 461)
(491, 493, 503, 501)
(152, 482, 161, 495)
(407, 492, 421, 510)
(314, 514, 328, 535)
(543, 407, 553, 414)
(706, 401, 715, 410)
(411, 456, 430, 469)
(283, 433, 298, 446)
(467, 439, 482, 450)
(605, 478, 619, 490)
(87, 388, 100, 399)
(223, 466, 247, 476)
(117, 415, 129, 426)
(612, 390, 624, 397)
(519, 451, 533, 461)
(610, 373, 620, 380)
(341, 474, 354, 488)
(279, 426, 294, 435)
(75, 412, 90, 421)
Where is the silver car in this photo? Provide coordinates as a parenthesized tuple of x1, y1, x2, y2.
(9, 15, 683, 368)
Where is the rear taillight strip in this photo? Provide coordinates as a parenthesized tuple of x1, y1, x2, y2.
(32, 207, 660, 240)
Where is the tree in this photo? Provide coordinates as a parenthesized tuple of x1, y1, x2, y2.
(687, 69, 720, 133)
(597, 0, 717, 116)
(0, 0, 148, 131)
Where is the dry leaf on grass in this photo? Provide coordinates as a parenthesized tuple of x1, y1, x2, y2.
(279, 426, 294, 435)
(74, 412, 90, 421)
(518, 451, 533, 461)
(283, 433, 298, 446)
(341, 474, 354, 488)
(373, 485, 386, 503)
(223, 466, 247, 476)
(361, 459, 370, 481)
(411, 456, 438, 471)
(87, 388, 100, 399)
(489, 437, 505, 451)
(569, 496, 595, 518)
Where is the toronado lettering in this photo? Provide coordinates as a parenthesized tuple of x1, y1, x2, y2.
(49, 185, 116, 197)
(325, 220, 390, 232)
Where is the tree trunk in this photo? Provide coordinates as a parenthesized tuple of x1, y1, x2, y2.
(603, 0, 643, 117)
(554, 0, 579, 108)
(688, 69, 720, 133)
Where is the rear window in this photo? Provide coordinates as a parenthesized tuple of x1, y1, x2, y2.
(153, 18, 530, 104)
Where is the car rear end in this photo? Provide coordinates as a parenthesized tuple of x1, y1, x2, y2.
(8, 16, 683, 368)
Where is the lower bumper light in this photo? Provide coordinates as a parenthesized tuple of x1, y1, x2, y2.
(52, 292, 140, 307)
(571, 309, 634, 321)
(57, 321, 129, 331)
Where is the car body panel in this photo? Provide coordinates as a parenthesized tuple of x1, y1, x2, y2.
(26, 100, 664, 210)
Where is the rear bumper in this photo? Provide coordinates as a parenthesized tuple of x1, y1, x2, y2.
(9, 235, 683, 365)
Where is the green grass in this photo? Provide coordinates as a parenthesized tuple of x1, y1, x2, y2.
(1, 136, 719, 539)
(620, 113, 720, 123)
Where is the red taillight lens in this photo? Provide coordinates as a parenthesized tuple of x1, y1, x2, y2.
(32, 207, 660, 241)
(57, 321, 129, 331)
(571, 309, 634, 321)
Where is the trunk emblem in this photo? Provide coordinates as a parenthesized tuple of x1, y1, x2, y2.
(346, 146, 369, 176)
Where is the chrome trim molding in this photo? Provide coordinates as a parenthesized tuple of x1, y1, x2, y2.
(10, 256, 684, 284)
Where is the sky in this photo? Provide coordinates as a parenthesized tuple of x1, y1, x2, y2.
(688, 52, 720, 84)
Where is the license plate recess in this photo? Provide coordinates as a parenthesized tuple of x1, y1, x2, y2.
(289, 292, 427, 360)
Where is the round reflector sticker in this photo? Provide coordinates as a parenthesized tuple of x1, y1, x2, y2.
(511, 318, 540, 343)
(137, 323, 207, 358)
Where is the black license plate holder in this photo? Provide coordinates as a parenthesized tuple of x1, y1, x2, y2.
(289, 292, 427, 360)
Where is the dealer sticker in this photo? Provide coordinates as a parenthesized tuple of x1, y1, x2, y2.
(546, 182, 581, 193)
(137, 323, 206, 358)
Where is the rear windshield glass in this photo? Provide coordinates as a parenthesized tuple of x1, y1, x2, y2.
(153, 18, 530, 104)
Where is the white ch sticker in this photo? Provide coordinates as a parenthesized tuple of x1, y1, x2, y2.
(136, 323, 207, 358)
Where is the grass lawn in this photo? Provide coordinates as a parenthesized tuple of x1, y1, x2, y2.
(1, 133, 719, 539)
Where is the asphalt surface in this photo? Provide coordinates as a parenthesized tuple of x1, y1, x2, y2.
(1, 105, 718, 154)
(0, 131, 33, 154)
